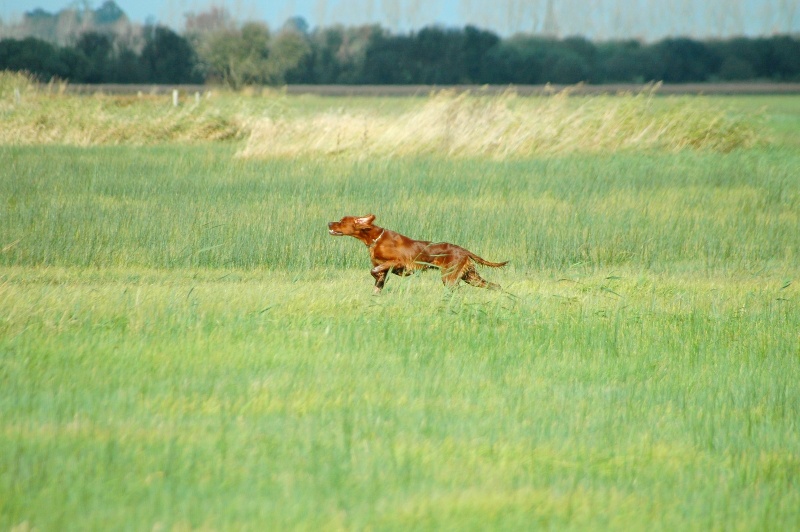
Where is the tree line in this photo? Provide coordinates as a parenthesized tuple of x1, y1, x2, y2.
(1, 20, 799, 86)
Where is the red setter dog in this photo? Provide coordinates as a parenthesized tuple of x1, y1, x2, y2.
(328, 214, 507, 293)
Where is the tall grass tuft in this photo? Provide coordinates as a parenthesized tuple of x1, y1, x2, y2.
(0, 72, 245, 145)
(239, 85, 761, 159)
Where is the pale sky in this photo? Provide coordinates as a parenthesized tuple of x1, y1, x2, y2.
(2, 0, 799, 40)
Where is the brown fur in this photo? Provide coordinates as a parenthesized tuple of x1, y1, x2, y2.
(328, 214, 507, 294)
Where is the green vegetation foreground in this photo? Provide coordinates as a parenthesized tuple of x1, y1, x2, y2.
(0, 88, 799, 529)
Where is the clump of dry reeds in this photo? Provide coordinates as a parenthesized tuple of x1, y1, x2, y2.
(0, 71, 245, 145)
(238, 85, 760, 159)
(0, 71, 760, 154)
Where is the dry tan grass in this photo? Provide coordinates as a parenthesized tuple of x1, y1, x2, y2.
(0, 72, 245, 146)
(1, 72, 760, 154)
(238, 86, 760, 159)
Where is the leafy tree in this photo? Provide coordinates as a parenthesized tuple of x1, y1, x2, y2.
(766, 36, 800, 80)
(542, 47, 591, 83)
(362, 31, 414, 84)
(595, 40, 659, 83)
(199, 22, 310, 88)
(560, 36, 600, 81)
(2, 19, 800, 86)
(717, 56, 756, 80)
(651, 38, 719, 82)
(266, 28, 311, 84)
(140, 25, 202, 83)
(411, 26, 467, 84)
(109, 47, 148, 83)
(74, 32, 114, 83)
(463, 25, 500, 83)
(238, 22, 273, 82)
(334, 25, 381, 84)
(295, 26, 347, 84)
(0, 37, 69, 80)
(299, 25, 380, 84)
(708, 37, 764, 79)
(200, 23, 270, 88)
(57, 46, 91, 81)
(482, 38, 544, 84)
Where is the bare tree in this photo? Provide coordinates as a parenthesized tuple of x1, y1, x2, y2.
(55, 8, 83, 45)
(184, 6, 235, 35)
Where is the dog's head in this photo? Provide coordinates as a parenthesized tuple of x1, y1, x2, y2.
(328, 214, 376, 237)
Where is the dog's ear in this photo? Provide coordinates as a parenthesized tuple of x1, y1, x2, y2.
(355, 214, 376, 226)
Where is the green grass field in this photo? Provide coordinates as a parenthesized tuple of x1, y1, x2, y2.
(1, 79, 799, 529)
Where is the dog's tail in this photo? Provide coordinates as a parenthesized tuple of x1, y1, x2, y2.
(469, 253, 509, 268)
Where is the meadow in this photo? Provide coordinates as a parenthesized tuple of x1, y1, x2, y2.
(1, 73, 799, 529)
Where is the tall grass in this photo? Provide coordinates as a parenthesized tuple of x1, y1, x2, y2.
(1, 87, 799, 529)
(240, 86, 761, 159)
(2, 72, 761, 154)
(1, 146, 797, 273)
(1, 267, 798, 529)
(0, 72, 246, 145)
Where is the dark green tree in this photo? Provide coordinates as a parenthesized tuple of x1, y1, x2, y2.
(74, 32, 113, 83)
(0, 37, 69, 80)
(410, 26, 467, 84)
(766, 36, 800, 80)
(482, 38, 544, 84)
(362, 31, 414, 84)
(463, 25, 500, 83)
(140, 26, 202, 83)
(651, 38, 719, 82)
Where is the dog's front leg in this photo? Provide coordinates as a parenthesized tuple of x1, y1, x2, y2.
(370, 262, 397, 294)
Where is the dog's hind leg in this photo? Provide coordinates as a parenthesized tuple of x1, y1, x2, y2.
(440, 258, 469, 288)
(462, 265, 500, 290)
